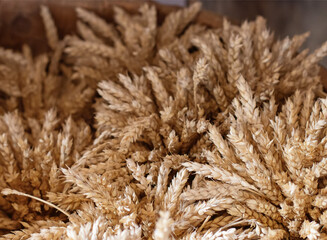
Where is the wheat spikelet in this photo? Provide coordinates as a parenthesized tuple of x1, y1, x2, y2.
(40, 6, 59, 50)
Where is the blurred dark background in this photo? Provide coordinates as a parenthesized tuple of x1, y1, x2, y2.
(156, 0, 327, 66)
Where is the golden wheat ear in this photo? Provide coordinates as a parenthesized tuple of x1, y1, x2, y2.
(2, 189, 70, 218)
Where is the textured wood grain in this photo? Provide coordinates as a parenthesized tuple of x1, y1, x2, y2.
(0, 0, 326, 87)
(320, 67, 327, 90)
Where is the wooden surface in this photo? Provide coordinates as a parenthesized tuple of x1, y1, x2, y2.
(0, 0, 326, 87)
(321, 67, 327, 90)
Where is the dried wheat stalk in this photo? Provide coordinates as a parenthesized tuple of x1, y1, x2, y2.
(0, 2, 327, 239)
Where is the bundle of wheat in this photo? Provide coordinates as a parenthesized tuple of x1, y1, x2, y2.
(1, 2, 327, 239)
